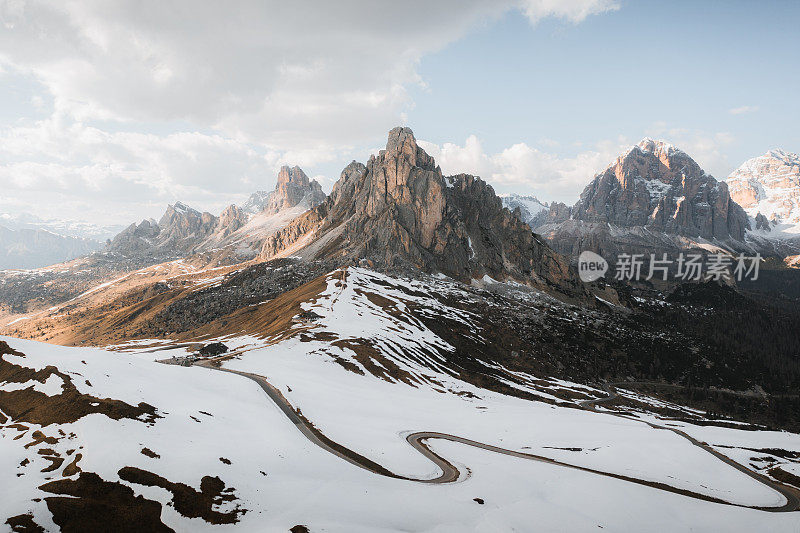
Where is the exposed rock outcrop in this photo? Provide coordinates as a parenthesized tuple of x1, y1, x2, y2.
(531, 139, 751, 262)
(214, 205, 248, 238)
(108, 166, 326, 262)
(107, 202, 223, 259)
(727, 149, 800, 225)
(260, 127, 584, 295)
(570, 139, 749, 241)
(242, 166, 325, 216)
(754, 212, 772, 232)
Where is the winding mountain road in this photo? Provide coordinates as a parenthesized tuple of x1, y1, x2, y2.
(198, 361, 800, 512)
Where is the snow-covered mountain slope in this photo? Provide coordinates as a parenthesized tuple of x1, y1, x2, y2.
(3, 278, 800, 533)
(727, 150, 800, 228)
(500, 193, 548, 227)
(725, 150, 800, 263)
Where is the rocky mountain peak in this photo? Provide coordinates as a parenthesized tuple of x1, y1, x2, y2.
(259, 127, 584, 296)
(381, 127, 438, 172)
(568, 139, 748, 241)
(501, 194, 548, 228)
(171, 201, 197, 214)
(159, 201, 209, 227)
(243, 166, 326, 216)
(215, 204, 248, 238)
(277, 165, 311, 187)
(727, 149, 800, 224)
(362, 127, 445, 246)
(633, 138, 683, 159)
(766, 148, 796, 162)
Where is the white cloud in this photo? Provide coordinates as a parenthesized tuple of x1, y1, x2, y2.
(419, 135, 627, 203)
(0, 0, 618, 147)
(420, 126, 741, 205)
(0, 115, 282, 223)
(520, 0, 620, 24)
(728, 105, 759, 115)
(645, 122, 736, 179)
(0, 1, 503, 148)
(0, 0, 618, 224)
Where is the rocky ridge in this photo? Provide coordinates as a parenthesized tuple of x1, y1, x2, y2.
(727, 149, 800, 227)
(260, 127, 584, 296)
(108, 166, 325, 261)
(531, 139, 751, 260)
(242, 166, 325, 216)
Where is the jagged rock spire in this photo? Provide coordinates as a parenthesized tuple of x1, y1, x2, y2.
(260, 127, 584, 296)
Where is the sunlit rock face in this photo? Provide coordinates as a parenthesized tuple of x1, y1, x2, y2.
(727, 149, 800, 225)
(260, 127, 584, 295)
(571, 138, 749, 241)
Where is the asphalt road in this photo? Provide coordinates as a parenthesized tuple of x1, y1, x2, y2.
(198, 361, 800, 512)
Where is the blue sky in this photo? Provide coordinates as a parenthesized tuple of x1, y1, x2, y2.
(0, 0, 798, 225)
(406, 0, 799, 174)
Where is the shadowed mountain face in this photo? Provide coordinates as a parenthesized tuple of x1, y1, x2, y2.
(572, 139, 749, 241)
(531, 139, 752, 262)
(260, 127, 584, 295)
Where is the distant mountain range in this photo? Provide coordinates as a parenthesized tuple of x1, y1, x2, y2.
(0, 225, 101, 270)
(520, 140, 800, 267)
(3, 134, 799, 273)
(0, 213, 124, 270)
(106, 165, 326, 265)
(0, 213, 125, 242)
(3, 126, 800, 532)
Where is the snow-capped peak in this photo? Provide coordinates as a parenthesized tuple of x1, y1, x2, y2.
(727, 149, 800, 227)
(171, 201, 197, 215)
(634, 138, 683, 157)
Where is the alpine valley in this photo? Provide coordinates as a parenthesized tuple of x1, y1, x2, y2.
(1, 128, 800, 532)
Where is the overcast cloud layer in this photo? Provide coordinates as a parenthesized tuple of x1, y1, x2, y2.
(1, 0, 623, 224)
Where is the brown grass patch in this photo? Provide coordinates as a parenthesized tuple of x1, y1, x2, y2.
(24, 431, 58, 449)
(5, 513, 44, 533)
(0, 341, 159, 427)
(118, 467, 244, 525)
(141, 447, 160, 459)
(184, 271, 330, 343)
(769, 466, 800, 490)
(330, 339, 420, 386)
(40, 456, 64, 473)
(62, 453, 82, 476)
(39, 472, 173, 533)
